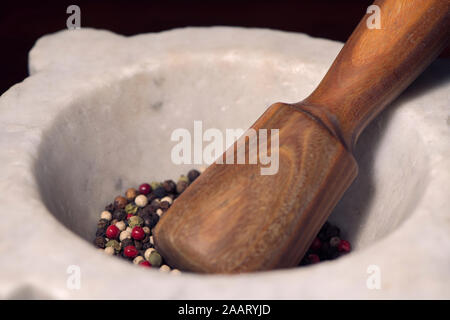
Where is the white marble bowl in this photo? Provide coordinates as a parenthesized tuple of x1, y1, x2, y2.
(0, 27, 449, 299)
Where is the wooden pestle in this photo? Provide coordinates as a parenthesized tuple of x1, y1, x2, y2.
(154, 0, 449, 273)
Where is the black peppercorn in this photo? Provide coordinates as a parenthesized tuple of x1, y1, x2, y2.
(97, 219, 110, 229)
(319, 242, 330, 258)
(325, 225, 340, 239)
(329, 251, 341, 260)
(113, 209, 127, 221)
(138, 211, 150, 221)
(134, 240, 143, 250)
(96, 226, 107, 237)
(162, 180, 177, 193)
(143, 242, 154, 250)
(150, 199, 161, 210)
(94, 236, 107, 248)
(318, 222, 330, 241)
(147, 193, 158, 203)
(160, 201, 170, 210)
(143, 205, 156, 215)
(144, 212, 159, 228)
(104, 203, 115, 213)
(143, 234, 150, 243)
(187, 169, 200, 182)
(153, 186, 167, 198)
(121, 238, 134, 249)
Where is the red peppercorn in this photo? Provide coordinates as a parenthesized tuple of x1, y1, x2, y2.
(338, 240, 351, 253)
(308, 254, 320, 264)
(131, 226, 145, 240)
(106, 225, 120, 239)
(139, 183, 152, 195)
(124, 245, 138, 258)
(310, 237, 322, 251)
(140, 261, 152, 268)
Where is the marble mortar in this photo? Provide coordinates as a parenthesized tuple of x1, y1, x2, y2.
(0, 27, 449, 299)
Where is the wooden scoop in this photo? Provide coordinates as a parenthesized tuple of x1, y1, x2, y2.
(154, 0, 449, 273)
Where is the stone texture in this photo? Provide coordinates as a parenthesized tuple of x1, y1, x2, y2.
(0, 27, 449, 299)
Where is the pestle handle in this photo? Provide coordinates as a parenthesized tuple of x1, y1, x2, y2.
(303, 0, 449, 149)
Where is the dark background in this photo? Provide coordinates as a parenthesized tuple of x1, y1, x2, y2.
(1, 0, 449, 95)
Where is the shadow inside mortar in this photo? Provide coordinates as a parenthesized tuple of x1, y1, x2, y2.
(329, 59, 450, 246)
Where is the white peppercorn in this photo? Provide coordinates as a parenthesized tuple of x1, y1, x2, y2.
(133, 256, 145, 265)
(171, 269, 181, 275)
(119, 230, 131, 241)
(135, 195, 148, 207)
(104, 247, 115, 255)
(160, 196, 173, 205)
(143, 226, 151, 234)
(100, 211, 112, 221)
(159, 265, 171, 272)
(115, 220, 126, 231)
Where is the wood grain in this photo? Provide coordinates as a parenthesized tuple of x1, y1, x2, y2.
(154, 0, 449, 273)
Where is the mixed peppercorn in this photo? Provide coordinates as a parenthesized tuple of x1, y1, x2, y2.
(94, 169, 351, 272)
(299, 221, 352, 265)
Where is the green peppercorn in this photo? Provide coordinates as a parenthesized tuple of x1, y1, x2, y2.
(106, 240, 121, 251)
(125, 203, 138, 215)
(128, 215, 144, 228)
(148, 251, 162, 267)
(178, 175, 189, 184)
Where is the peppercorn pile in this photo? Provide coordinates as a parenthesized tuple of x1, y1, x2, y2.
(94, 168, 351, 272)
(93, 169, 200, 274)
(299, 221, 351, 265)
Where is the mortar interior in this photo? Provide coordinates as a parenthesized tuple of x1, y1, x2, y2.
(33, 56, 430, 270)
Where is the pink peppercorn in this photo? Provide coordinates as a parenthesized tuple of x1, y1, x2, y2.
(131, 226, 145, 240)
(308, 254, 320, 264)
(140, 261, 152, 268)
(106, 225, 120, 239)
(338, 240, 351, 253)
(310, 237, 322, 251)
(124, 245, 138, 258)
(139, 183, 152, 195)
